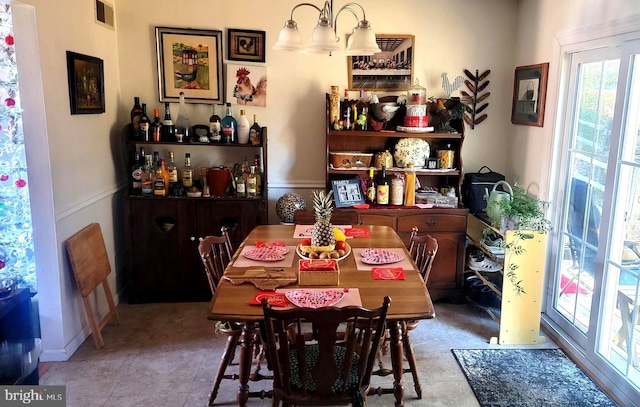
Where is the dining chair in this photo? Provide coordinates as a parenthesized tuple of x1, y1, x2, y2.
(262, 296, 391, 407)
(199, 227, 268, 405)
(371, 227, 438, 399)
(294, 209, 361, 225)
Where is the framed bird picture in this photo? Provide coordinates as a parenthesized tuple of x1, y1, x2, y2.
(155, 27, 224, 104)
(226, 63, 267, 107)
(227, 29, 266, 63)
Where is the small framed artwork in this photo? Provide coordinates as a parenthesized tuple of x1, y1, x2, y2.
(155, 26, 224, 104)
(227, 29, 266, 63)
(331, 179, 365, 208)
(66, 51, 105, 115)
(427, 158, 439, 169)
(226, 63, 267, 107)
(347, 34, 415, 91)
(511, 62, 549, 127)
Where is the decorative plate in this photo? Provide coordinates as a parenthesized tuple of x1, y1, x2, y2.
(393, 138, 430, 168)
(360, 249, 404, 265)
(242, 247, 286, 262)
(296, 243, 351, 261)
(285, 289, 345, 309)
(372, 267, 406, 280)
(250, 292, 290, 307)
(255, 242, 289, 254)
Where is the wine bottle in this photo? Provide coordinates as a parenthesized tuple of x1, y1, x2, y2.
(376, 166, 389, 205)
(221, 102, 237, 144)
(250, 114, 261, 145)
(175, 92, 191, 141)
(247, 166, 258, 198)
(150, 108, 162, 142)
(139, 103, 151, 141)
(181, 153, 194, 189)
(209, 104, 222, 143)
(130, 151, 143, 195)
(161, 102, 176, 142)
(237, 109, 250, 144)
(130, 96, 143, 140)
(365, 167, 376, 204)
(253, 154, 262, 195)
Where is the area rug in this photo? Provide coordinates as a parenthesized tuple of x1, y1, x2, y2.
(451, 349, 617, 407)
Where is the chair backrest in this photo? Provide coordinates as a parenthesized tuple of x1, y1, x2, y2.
(568, 178, 600, 273)
(262, 296, 390, 405)
(408, 227, 438, 283)
(294, 209, 361, 225)
(198, 227, 234, 296)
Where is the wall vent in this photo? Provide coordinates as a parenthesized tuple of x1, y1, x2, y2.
(95, 0, 115, 30)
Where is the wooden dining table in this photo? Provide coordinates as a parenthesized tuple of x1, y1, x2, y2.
(208, 224, 435, 407)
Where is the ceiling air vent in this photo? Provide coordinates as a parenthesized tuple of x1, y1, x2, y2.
(95, 0, 115, 30)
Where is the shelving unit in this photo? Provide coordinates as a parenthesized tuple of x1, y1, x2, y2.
(467, 213, 547, 344)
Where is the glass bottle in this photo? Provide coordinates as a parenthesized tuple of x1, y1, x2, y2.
(209, 104, 222, 143)
(376, 166, 389, 205)
(130, 151, 142, 195)
(247, 166, 258, 198)
(253, 154, 262, 195)
(390, 174, 404, 206)
(237, 109, 250, 144)
(181, 153, 193, 189)
(130, 96, 143, 140)
(150, 108, 162, 142)
(166, 151, 178, 194)
(153, 157, 167, 196)
(329, 86, 340, 128)
(221, 102, 237, 143)
(139, 103, 150, 141)
(175, 92, 191, 141)
(365, 167, 376, 204)
(250, 114, 261, 145)
(236, 173, 247, 197)
(162, 102, 176, 142)
(404, 164, 416, 206)
(141, 154, 154, 195)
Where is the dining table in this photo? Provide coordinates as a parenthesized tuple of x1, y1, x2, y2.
(208, 224, 435, 407)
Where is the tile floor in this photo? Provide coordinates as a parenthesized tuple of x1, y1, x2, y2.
(39, 301, 558, 407)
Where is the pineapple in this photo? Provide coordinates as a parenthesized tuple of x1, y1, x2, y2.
(311, 190, 336, 248)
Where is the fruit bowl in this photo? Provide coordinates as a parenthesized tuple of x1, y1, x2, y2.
(296, 242, 351, 262)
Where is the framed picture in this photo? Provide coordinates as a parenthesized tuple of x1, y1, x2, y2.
(347, 34, 415, 91)
(331, 179, 365, 208)
(226, 63, 267, 107)
(227, 29, 266, 63)
(66, 51, 105, 115)
(511, 62, 549, 127)
(155, 26, 224, 104)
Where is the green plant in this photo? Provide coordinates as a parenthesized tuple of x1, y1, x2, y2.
(492, 182, 551, 234)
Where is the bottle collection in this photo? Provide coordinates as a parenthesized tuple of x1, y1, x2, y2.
(129, 94, 262, 146)
(130, 147, 264, 199)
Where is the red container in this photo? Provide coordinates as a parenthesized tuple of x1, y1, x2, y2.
(404, 115, 429, 127)
(207, 167, 231, 196)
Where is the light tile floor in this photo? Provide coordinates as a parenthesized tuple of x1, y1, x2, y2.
(39, 301, 558, 407)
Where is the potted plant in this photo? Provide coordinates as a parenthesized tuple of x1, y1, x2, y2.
(491, 182, 551, 234)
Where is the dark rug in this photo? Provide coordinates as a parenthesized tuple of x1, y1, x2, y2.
(451, 349, 617, 407)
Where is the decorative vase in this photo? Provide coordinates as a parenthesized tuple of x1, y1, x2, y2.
(276, 193, 307, 224)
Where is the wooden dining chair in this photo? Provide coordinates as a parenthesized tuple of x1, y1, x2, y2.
(199, 227, 268, 405)
(371, 227, 438, 399)
(294, 209, 361, 225)
(262, 296, 391, 407)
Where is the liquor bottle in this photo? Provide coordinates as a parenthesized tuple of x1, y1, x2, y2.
(152, 151, 160, 171)
(221, 102, 237, 143)
(130, 96, 143, 140)
(250, 114, 262, 145)
(175, 92, 191, 141)
(237, 109, 250, 144)
(209, 104, 222, 143)
(376, 166, 389, 205)
(130, 151, 143, 195)
(161, 102, 176, 142)
(139, 103, 151, 141)
(404, 164, 416, 206)
(181, 153, 194, 189)
(150, 108, 162, 142)
(153, 157, 167, 196)
(253, 154, 262, 195)
(235, 168, 247, 198)
(365, 167, 376, 204)
(166, 151, 178, 195)
(247, 166, 258, 198)
(141, 154, 154, 195)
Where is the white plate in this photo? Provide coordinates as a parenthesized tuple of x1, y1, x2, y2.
(296, 243, 351, 261)
(285, 289, 345, 309)
(396, 126, 434, 133)
(360, 249, 404, 265)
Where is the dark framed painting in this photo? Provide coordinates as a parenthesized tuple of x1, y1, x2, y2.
(511, 62, 549, 127)
(347, 34, 415, 91)
(155, 26, 224, 104)
(227, 29, 266, 63)
(66, 51, 105, 115)
(331, 179, 365, 208)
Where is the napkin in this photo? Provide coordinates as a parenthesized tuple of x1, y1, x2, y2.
(255, 241, 285, 247)
(372, 267, 406, 280)
(249, 292, 290, 306)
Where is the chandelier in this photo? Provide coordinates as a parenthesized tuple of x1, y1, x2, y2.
(273, 1, 381, 55)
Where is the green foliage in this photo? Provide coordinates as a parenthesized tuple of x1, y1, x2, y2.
(493, 182, 551, 234)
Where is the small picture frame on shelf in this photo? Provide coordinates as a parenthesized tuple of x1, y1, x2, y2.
(331, 179, 365, 208)
(427, 158, 439, 169)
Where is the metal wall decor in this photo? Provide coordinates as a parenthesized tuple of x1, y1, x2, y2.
(461, 69, 491, 129)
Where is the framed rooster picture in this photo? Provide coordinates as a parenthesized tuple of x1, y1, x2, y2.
(227, 29, 266, 63)
(155, 27, 224, 104)
(226, 63, 267, 107)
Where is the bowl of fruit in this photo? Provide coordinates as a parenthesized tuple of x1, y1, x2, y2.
(296, 238, 351, 261)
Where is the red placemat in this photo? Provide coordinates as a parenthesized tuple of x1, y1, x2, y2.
(372, 267, 406, 280)
(344, 227, 371, 238)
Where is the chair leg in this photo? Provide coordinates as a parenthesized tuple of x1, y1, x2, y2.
(209, 332, 241, 406)
(402, 328, 422, 399)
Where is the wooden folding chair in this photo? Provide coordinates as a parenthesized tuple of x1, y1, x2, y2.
(66, 223, 120, 349)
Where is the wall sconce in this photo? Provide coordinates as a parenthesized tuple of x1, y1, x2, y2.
(273, 1, 381, 55)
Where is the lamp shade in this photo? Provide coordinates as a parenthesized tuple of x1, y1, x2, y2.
(306, 19, 341, 54)
(345, 21, 381, 55)
(273, 20, 304, 52)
